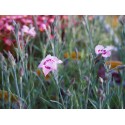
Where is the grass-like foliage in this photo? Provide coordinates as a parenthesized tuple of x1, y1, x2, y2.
(0, 15, 125, 109)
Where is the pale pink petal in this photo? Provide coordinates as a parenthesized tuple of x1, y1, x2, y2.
(22, 25, 29, 30)
(29, 27, 36, 37)
(53, 63, 57, 70)
(38, 55, 52, 68)
(38, 62, 43, 68)
(39, 23, 47, 32)
(46, 61, 57, 70)
(95, 45, 104, 55)
(105, 46, 117, 51)
(40, 23, 46, 30)
(105, 46, 113, 51)
(49, 18, 55, 23)
(102, 46, 114, 57)
(57, 60, 63, 64)
(5, 23, 14, 31)
(44, 54, 52, 60)
(42, 65, 52, 76)
(22, 25, 29, 33)
(102, 50, 111, 58)
(52, 56, 63, 64)
(52, 56, 59, 61)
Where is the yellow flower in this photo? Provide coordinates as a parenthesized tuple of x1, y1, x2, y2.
(36, 69, 41, 76)
(50, 95, 58, 101)
(112, 16, 119, 28)
(105, 61, 122, 69)
(36, 69, 50, 80)
(64, 52, 69, 58)
(70, 51, 81, 60)
(45, 74, 51, 81)
(64, 51, 81, 60)
(0, 90, 18, 103)
(105, 16, 119, 28)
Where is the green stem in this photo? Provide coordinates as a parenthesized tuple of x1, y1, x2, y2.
(99, 97, 102, 109)
(106, 81, 110, 109)
(1, 63, 5, 108)
(19, 77, 23, 109)
(54, 72, 65, 108)
(7, 73, 11, 109)
(85, 83, 90, 109)
(33, 16, 41, 42)
(84, 16, 93, 51)
(13, 67, 20, 98)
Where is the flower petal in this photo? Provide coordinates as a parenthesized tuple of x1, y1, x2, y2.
(95, 45, 104, 55)
(42, 65, 52, 76)
(52, 56, 63, 63)
(28, 27, 36, 37)
(102, 50, 111, 57)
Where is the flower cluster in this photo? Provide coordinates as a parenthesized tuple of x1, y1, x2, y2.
(0, 16, 56, 51)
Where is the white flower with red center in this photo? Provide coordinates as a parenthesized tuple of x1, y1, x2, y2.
(22, 25, 36, 37)
(95, 45, 111, 58)
(38, 55, 63, 76)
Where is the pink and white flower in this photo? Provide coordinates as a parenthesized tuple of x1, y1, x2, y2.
(22, 25, 36, 37)
(95, 45, 111, 58)
(38, 55, 63, 76)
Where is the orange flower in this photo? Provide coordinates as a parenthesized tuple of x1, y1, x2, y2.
(105, 61, 122, 69)
(112, 16, 119, 28)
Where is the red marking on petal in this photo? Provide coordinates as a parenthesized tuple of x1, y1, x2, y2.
(43, 59, 54, 65)
(45, 66, 51, 69)
(102, 50, 106, 54)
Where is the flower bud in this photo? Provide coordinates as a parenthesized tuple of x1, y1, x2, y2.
(8, 51, 16, 67)
(99, 77, 104, 84)
(25, 53, 28, 59)
(19, 67, 24, 77)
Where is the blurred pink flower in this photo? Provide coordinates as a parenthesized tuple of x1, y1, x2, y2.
(39, 23, 47, 32)
(22, 25, 36, 37)
(0, 20, 4, 30)
(95, 45, 111, 58)
(5, 23, 14, 31)
(21, 18, 33, 24)
(3, 38, 12, 46)
(38, 54, 63, 76)
(48, 18, 55, 23)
